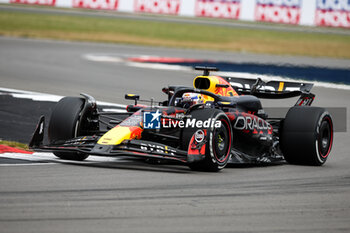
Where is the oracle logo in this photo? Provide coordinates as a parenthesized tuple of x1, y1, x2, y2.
(234, 116, 270, 131)
(315, 0, 350, 28)
(134, 0, 181, 15)
(195, 0, 241, 19)
(10, 0, 56, 6)
(73, 0, 119, 10)
(255, 0, 301, 24)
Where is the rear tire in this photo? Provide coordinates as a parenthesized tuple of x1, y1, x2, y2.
(181, 108, 232, 172)
(281, 106, 333, 166)
(48, 97, 89, 161)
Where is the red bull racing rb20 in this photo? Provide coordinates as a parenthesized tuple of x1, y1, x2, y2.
(30, 67, 334, 172)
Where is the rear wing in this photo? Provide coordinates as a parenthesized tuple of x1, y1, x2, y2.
(193, 67, 314, 106)
(223, 76, 313, 99)
(223, 76, 315, 106)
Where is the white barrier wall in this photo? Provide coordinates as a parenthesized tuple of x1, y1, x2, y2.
(3, 0, 350, 28)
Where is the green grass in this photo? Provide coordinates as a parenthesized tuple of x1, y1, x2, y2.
(0, 11, 350, 58)
(0, 140, 30, 151)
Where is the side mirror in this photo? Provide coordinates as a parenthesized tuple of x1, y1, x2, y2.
(125, 94, 140, 105)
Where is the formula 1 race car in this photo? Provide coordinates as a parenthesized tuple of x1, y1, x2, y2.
(30, 67, 333, 171)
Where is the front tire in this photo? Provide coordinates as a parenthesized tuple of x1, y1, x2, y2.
(181, 108, 232, 172)
(48, 97, 89, 161)
(281, 106, 333, 166)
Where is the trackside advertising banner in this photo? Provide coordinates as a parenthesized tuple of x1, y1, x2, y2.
(255, 0, 302, 24)
(73, 0, 118, 10)
(134, 0, 181, 15)
(4, 0, 350, 28)
(195, 0, 241, 19)
(315, 0, 350, 28)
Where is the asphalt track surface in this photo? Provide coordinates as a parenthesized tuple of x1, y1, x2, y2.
(1, 37, 350, 233)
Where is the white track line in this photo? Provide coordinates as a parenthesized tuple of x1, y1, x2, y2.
(101, 108, 127, 113)
(0, 163, 58, 167)
(126, 61, 192, 71)
(83, 53, 192, 72)
(0, 87, 127, 109)
(0, 87, 62, 102)
(0, 152, 129, 166)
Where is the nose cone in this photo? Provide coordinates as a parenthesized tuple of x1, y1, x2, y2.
(97, 126, 142, 145)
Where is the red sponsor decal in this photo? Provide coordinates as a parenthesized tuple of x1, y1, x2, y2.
(195, 0, 241, 19)
(129, 126, 143, 140)
(10, 0, 55, 6)
(255, 4, 300, 24)
(73, 0, 119, 10)
(134, 0, 180, 15)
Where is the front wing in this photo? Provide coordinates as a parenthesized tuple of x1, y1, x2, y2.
(29, 116, 200, 163)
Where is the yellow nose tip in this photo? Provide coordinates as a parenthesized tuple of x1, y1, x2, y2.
(97, 126, 133, 145)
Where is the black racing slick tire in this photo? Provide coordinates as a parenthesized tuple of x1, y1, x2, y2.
(48, 97, 89, 161)
(181, 108, 232, 172)
(281, 106, 333, 166)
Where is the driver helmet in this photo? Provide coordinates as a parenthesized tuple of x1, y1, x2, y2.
(181, 93, 203, 108)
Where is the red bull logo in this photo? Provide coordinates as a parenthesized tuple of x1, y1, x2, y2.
(195, 0, 241, 19)
(315, 0, 350, 28)
(255, 0, 301, 24)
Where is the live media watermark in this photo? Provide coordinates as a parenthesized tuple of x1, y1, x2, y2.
(142, 108, 347, 132)
(143, 110, 221, 129)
